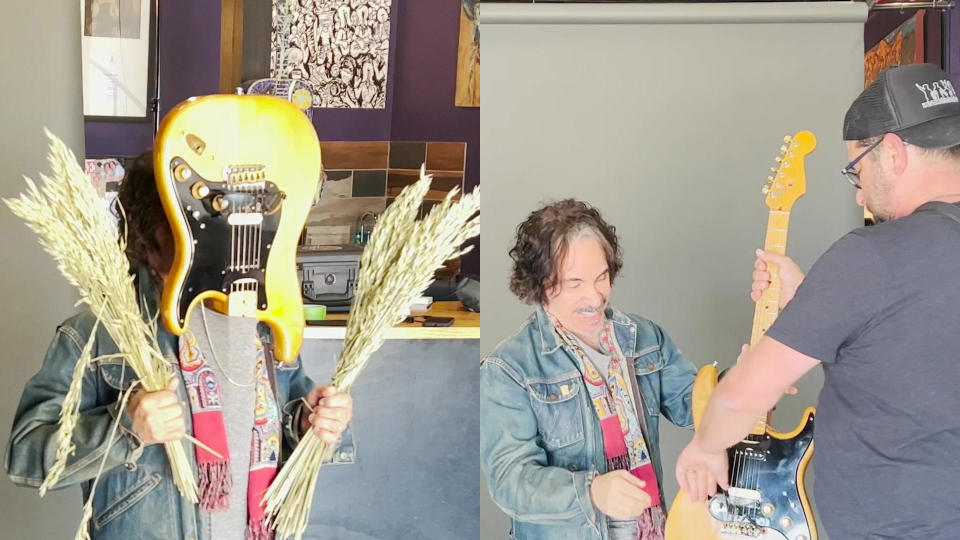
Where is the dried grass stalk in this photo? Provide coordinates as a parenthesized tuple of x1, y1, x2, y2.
(38, 313, 101, 496)
(263, 166, 480, 539)
(3, 130, 198, 502)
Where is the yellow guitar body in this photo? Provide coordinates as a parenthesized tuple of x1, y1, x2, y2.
(155, 94, 322, 363)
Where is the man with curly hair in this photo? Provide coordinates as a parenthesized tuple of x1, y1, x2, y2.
(480, 199, 697, 540)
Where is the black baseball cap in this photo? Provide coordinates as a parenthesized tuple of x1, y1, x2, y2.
(843, 63, 960, 149)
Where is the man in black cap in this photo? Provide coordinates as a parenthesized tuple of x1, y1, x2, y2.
(675, 63, 960, 539)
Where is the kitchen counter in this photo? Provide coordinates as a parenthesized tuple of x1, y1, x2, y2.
(302, 301, 479, 340)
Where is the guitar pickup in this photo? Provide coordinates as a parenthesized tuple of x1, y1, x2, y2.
(726, 487, 762, 506)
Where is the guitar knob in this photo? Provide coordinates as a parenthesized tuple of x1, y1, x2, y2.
(212, 195, 230, 212)
(761, 503, 775, 517)
(174, 164, 192, 182)
(191, 182, 210, 200)
(779, 516, 793, 530)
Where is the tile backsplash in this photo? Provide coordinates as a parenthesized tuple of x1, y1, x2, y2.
(304, 141, 468, 250)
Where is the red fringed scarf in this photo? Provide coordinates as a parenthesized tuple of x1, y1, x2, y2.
(179, 330, 281, 540)
(553, 318, 665, 540)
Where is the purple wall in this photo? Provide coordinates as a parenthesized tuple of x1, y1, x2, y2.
(948, 7, 960, 90)
(390, 0, 480, 274)
(83, 0, 480, 275)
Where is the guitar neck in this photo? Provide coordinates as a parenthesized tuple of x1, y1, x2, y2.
(750, 210, 791, 346)
(748, 209, 791, 435)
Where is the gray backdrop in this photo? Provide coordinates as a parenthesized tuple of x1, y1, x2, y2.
(0, 0, 86, 538)
(479, 3, 868, 539)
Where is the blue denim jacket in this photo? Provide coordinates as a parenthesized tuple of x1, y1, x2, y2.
(480, 305, 696, 540)
(4, 268, 351, 540)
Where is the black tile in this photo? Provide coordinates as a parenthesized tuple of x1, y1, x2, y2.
(352, 170, 387, 197)
(324, 170, 353, 181)
(389, 142, 426, 169)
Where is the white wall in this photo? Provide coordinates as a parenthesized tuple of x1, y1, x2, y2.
(0, 0, 85, 537)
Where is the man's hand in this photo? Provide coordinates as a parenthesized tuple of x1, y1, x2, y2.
(589, 470, 652, 520)
(126, 378, 186, 445)
(751, 249, 805, 308)
(675, 438, 729, 504)
(299, 385, 353, 444)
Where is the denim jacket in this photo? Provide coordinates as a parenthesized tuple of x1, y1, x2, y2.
(480, 305, 696, 540)
(4, 267, 351, 540)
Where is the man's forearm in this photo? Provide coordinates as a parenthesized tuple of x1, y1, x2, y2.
(691, 391, 768, 454)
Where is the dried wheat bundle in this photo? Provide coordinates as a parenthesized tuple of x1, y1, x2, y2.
(3, 130, 198, 503)
(263, 166, 480, 539)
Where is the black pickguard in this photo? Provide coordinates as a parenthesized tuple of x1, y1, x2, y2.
(706, 413, 815, 540)
(168, 157, 284, 325)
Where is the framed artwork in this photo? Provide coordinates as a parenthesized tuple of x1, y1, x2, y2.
(864, 11, 925, 87)
(81, 0, 157, 120)
(455, 0, 479, 107)
(271, 0, 392, 109)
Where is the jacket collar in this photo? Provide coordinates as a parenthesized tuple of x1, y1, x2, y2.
(534, 304, 639, 357)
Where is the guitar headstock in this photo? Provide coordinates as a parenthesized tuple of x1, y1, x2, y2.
(763, 130, 816, 211)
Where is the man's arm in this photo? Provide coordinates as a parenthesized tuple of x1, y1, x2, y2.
(675, 337, 819, 502)
(6, 326, 143, 490)
(695, 337, 819, 453)
(652, 323, 697, 428)
(480, 357, 600, 526)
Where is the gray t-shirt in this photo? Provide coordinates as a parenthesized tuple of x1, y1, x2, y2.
(766, 201, 960, 539)
(189, 307, 259, 539)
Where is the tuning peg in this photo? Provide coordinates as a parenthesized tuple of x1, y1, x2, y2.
(762, 185, 771, 194)
(770, 167, 777, 173)
(780, 145, 787, 153)
(767, 176, 774, 182)
(783, 135, 792, 143)
(775, 156, 782, 162)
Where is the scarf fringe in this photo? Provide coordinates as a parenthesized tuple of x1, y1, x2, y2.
(639, 506, 665, 540)
(246, 517, 274, 540)
(198, 460, 232, 511)
(607, 454, 631, 472)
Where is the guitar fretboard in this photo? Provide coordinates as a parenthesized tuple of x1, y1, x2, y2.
(748, 209, 791, 436)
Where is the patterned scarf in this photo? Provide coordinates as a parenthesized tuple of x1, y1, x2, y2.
(552, 317, 665, 540)
(179, 329, 281, 540)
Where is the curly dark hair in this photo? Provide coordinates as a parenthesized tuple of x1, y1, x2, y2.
(113, 150, 169, 269)
(509, 199, 623, 305)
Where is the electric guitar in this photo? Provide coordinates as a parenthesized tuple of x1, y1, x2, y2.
(155, 94, 322, 363)
(665, 131, 818, 540)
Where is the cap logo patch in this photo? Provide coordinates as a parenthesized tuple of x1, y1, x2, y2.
(915, 79, 959, 109)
